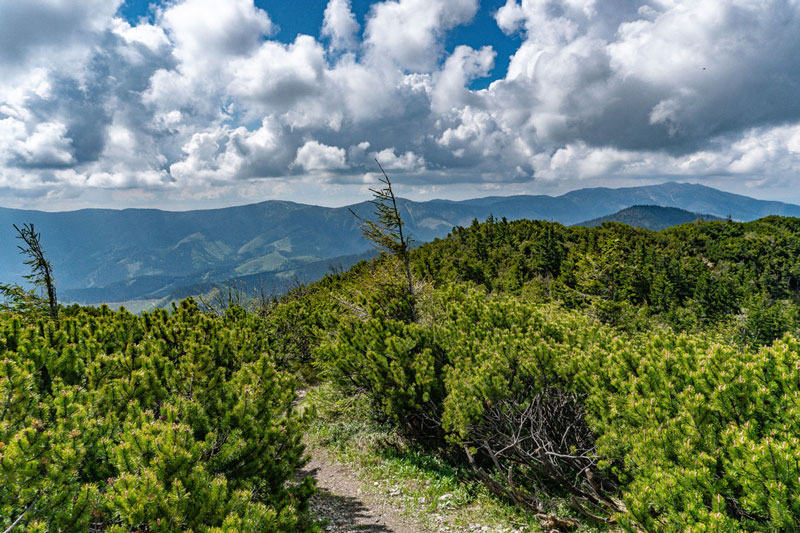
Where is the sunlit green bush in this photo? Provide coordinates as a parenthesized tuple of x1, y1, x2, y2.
(324, 282, 800, 529)
(0, 300, 315, 532)
(584, 333, 800, 530)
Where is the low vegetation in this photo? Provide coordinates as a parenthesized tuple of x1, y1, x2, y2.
(4, 203, 800, 531)
(1, 303, 314, 531)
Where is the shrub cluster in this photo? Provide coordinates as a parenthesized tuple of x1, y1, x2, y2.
(323, 284, 800, 530)
(0, 300, 314, 532)
(414, 216, 800, 342)
(584, 333, 800, 530)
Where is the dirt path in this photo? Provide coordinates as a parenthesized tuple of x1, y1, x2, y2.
(302, 448, 436, 533)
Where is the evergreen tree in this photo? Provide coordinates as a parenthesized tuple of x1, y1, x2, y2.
(350, 161, 416, 320)
(13, 223, 58, 321)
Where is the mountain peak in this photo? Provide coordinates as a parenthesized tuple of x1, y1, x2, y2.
(576, 205, 724, 230)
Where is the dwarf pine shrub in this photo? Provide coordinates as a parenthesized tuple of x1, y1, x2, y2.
(324, 283, 800, 529)
(583, 332, 800, 530)
(0, 300, 314, 532)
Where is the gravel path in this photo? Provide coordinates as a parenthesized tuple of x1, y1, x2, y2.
(302, 448, 435, 533)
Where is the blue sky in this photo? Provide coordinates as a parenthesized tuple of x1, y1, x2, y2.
(119, 0, 520, 89)
(1, 0, 800, 211)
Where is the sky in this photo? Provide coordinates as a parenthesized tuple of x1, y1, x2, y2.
(1, 0, 799, 211)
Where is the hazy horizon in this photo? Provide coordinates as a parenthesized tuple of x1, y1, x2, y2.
(1, 180, 797, 214)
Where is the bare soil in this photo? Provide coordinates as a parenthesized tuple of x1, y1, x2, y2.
(302, 448, 436, 533)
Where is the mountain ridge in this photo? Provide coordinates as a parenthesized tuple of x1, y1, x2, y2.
(5, 181, 796, 216)
(3, 181, 800, 305)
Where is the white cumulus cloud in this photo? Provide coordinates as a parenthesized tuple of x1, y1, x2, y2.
(292, 141, 348, 172)
(1, 0, 800, 210)
(364, 0, 479, 71)
(322, 0, 361, 51)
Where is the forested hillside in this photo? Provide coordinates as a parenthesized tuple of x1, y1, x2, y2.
(414, 216, 800, 342)
(576, 205, 723, 230)
(3, 182, 799, 307)
(4, 214, 800, 531)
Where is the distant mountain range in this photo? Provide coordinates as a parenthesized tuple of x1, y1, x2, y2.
(2, 182, 799, 307)
(576, 205, 724, 230)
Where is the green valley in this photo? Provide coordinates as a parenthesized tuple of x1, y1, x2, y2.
(3, 182, 800, 309)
